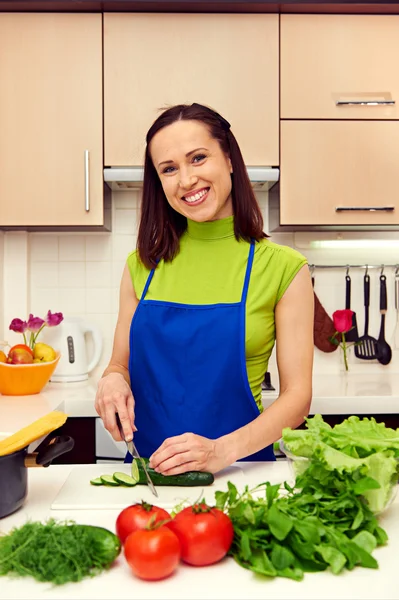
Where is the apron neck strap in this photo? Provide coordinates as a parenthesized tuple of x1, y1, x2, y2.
(141, 267, 156, 300)
(241, 241, 255, 304)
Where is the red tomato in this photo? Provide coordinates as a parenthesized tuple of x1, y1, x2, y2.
(116, 502, 171, 544)
(167, 503, 234, 566)
(124, 526, 181, 581)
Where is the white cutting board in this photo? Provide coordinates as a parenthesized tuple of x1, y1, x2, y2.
(51, 463, 248, 510)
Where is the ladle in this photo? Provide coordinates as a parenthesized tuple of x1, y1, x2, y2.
(376, 273, 392, 366)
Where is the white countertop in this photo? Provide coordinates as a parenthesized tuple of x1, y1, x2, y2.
(1, 372, 399, 437)
(1, 461, 398, 600)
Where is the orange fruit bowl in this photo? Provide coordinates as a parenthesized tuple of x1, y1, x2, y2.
(0, 353, 61, 396)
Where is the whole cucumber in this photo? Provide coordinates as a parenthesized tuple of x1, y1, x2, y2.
(136, 458, 214, 486)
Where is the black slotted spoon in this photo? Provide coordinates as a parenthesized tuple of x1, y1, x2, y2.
(354, 273, 378, 360)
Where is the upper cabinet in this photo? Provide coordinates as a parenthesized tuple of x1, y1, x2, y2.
(281, 15, 399, 120)
(0, 14, 104, 228)
(104, 13, 279, 167)
(280, 120, 399, 226)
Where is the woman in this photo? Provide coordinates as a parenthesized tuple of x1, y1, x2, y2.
(95, 103, 314, 476)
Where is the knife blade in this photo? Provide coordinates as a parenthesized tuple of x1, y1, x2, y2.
(115, 414, 158, 497)
(127, 438, 158, 498)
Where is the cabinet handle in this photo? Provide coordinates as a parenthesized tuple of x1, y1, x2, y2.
(84, 150, 90, 212)
(335, 206, 395, 212)
(336, 100, 395, 106)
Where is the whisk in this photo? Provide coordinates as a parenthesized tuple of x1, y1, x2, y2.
(393, 268, 399, 350)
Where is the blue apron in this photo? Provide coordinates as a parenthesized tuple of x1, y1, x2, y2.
(126, 240, 274, 463)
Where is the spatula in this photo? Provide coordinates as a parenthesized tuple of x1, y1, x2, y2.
(354, 273, 378, 360)
(344, 273, 359, 343)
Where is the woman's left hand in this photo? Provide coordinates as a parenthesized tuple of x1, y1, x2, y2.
(149, 433, 228, 475)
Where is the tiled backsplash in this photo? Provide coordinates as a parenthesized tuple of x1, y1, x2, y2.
(1, 191, 398, 381)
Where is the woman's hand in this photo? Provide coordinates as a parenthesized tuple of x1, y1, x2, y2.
(94, 373, 136, 442)
(149, 433, 229, 475)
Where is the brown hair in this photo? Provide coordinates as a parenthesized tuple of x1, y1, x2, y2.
(137, 103, 267, 269)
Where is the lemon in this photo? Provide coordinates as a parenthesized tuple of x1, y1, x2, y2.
(33, 343, 56, 362)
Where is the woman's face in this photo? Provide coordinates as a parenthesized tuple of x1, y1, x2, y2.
(150, 120, 233, 222)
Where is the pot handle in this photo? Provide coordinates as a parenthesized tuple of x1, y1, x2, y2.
(25, 435, 74, 468)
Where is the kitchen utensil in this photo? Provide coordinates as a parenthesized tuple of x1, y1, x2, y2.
(354, 274, 378, 360)
(376, 274, 392, 365)
(393, 269, 399, 350)
(0, 434, 74, 519)
(344, 273, 359, 343)
(261, 372, 275, 391)
(115, 414, 158, 497)
(42, 317, 102, 382)
(51, 464, 247, 510)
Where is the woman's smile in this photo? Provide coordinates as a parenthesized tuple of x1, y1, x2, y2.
(181, 187, 210, 206)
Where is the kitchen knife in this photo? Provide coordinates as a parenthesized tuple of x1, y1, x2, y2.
(115, 414, 158, 497)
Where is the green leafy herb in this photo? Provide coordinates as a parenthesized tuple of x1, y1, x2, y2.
(0, 519, 121, 585)
(215, 476, 387, 581)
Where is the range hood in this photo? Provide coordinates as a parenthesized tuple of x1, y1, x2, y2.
(104, 166, 279, 192)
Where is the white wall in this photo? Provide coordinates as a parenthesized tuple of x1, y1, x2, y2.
(1, 190, 399, 380)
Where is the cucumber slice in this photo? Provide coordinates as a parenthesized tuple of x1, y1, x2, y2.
(113, 472, 138, 487)
(131, 460, 140, 483)
(90, 477, 104, 486)
(100, 474, 120, 486)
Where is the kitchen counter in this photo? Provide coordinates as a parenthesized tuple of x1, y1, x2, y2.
(1, 372, 399, 437)
(0, 461, 398, 600)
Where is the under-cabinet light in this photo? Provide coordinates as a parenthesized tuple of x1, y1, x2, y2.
(310, 240, 399, 249)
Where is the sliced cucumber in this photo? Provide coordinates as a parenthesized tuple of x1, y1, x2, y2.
(90, 477, 104, 486)
(131, 460, 140, 483)
(100, 474, 120, 486)
(113, 472, 138, 487)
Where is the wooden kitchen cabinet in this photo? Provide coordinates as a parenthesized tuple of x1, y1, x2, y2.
(280, 120, 399, 226)
(104, 13, 279, 167)
(281, 15, 399, 120)
(0, 14, 105, 228)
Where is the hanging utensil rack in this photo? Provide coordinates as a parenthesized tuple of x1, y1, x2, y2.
(308, 264, 399, 272)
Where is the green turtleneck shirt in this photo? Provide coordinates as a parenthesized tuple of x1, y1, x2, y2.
(127, 216, 307, 409)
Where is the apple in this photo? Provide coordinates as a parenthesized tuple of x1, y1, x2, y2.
(33, 342, 56, 363)
(8, 344, 34, 364)
(0, 350, 7, 363)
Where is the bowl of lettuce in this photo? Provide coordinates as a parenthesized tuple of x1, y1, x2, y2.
(281, 414, 399, 515)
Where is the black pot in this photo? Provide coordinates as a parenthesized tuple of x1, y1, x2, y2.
(0, 435, 74, 519)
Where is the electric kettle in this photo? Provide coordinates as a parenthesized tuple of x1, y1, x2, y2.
(42, 317, 103, 382)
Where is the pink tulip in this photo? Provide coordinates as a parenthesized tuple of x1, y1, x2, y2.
(45, 310, 64, 327)
(27, 314, 45, 332)
(9, 318, 27, 334)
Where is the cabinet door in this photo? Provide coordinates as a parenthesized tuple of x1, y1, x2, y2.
(280, 120, 399, 226)
(104, 13, 278, 167)
(0, 14, 103, 227)
(281, 15, 399, 120)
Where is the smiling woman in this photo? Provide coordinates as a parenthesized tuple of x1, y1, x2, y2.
(94, 103, 314, 477)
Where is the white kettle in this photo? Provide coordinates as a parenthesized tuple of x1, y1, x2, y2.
(43, 317, 103, 383)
